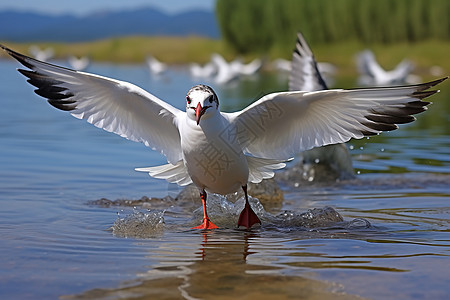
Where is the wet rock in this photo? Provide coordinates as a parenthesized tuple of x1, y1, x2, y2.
(87, 180, 283, 213)
(87, 195, 175, 209)
(174, 184, 199, 202)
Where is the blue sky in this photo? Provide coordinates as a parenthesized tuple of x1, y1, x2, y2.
(0, 0, 216, 15)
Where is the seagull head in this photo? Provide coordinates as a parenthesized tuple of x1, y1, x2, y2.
(186, 84, 219, 125)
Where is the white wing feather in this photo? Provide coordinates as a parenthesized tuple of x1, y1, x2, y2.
(135, 161, 193, 186)
(224, 79, 445, 160)
(246, 156, 289, 183)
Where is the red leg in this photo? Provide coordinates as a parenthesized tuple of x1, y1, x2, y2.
(192, 190, 218, 229)
(237, 185, 261, 229)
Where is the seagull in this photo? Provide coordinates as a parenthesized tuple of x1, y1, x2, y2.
(28, 45, 54, 62)
(68, 55, 90, 71)
(146, 55, 167, 75)
(211, 53, 240, 84)
(272, 58, 292, 72)
(189, 61, 217, 79)
(357, 49, 415, 86)
(210, 54, 261, 85)
(231, 57, 262, 76)
(1, 44, 447, 230)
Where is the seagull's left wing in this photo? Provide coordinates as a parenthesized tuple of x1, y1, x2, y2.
(223, 78, 447, 160)
(2, 45, 183, 164)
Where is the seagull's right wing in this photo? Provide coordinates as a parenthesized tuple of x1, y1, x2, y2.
(224, 78, 447, 160)
(289, 33, 328, 91)
(2, 44, 183, 164)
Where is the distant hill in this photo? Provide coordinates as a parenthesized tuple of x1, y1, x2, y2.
(0, 8, 219, 42)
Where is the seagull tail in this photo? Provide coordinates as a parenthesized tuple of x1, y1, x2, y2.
(135, 160, 192, 186)
(246, 156, 292, 184)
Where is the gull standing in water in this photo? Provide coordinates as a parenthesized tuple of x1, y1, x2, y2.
(1, 44, 447, 229)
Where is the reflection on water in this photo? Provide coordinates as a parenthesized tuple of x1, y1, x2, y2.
(0, 60, 449, 300)
(64, 231, 369, 300)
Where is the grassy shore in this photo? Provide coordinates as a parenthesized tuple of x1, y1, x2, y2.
(1, 36, 448, 79)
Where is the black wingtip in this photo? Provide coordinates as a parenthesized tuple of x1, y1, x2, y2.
(2, 44, 78, 111)
(1, 43, 79, 74)
(416, 76, 448, 92)
(1, 43, 38, 70)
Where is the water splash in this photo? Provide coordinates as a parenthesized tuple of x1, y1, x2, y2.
(112, 208, 165, 238)
(268, 206, 344, 228)
(107, 193, 371, 237)
(192, 194, 350, 230)
(345, 218, 372, 229)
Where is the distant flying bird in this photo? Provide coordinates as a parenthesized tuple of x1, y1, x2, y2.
(68, 56, 90, 71)
(211, 54, 261, 84)
(189, 62, 217, 79)
(28, 45, 54, 62)
(146, 55, 167, 75)
(272, 58, 292, 72)
(357, 49, 415, 86)
(210, 53, 240, 84)
(231, 58, 262, 76)
(1, 44, 446, 230)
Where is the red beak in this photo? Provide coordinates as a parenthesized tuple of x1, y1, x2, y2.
(195, 102, 204, 125)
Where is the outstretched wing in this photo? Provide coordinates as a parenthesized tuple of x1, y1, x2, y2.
(289, 33, 328, 91)
(223, 78, 447, 160)
(2, 44, 183, 164)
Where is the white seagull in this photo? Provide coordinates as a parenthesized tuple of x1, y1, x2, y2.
(211, 53, 239, 84)
(357, 49, 415, 86)
(146, 55, 167, 75)
(272, 58, 292, 72)
(1, 44, 447, 230)
(231, 57, 262, 76)
(189, 61, 217, 79)
(68, 55, 90, 71)
(210, 54, 261, 85)
(28, 45, 54, 62)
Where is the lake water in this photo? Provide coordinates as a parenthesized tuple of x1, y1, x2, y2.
(0, 59, 449, 300)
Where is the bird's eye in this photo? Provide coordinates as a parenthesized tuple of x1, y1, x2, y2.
(186, 96, 191, 104)
(208, 95, 214, 103)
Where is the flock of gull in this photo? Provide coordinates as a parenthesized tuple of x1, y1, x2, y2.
(27, 37, 444, 87)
